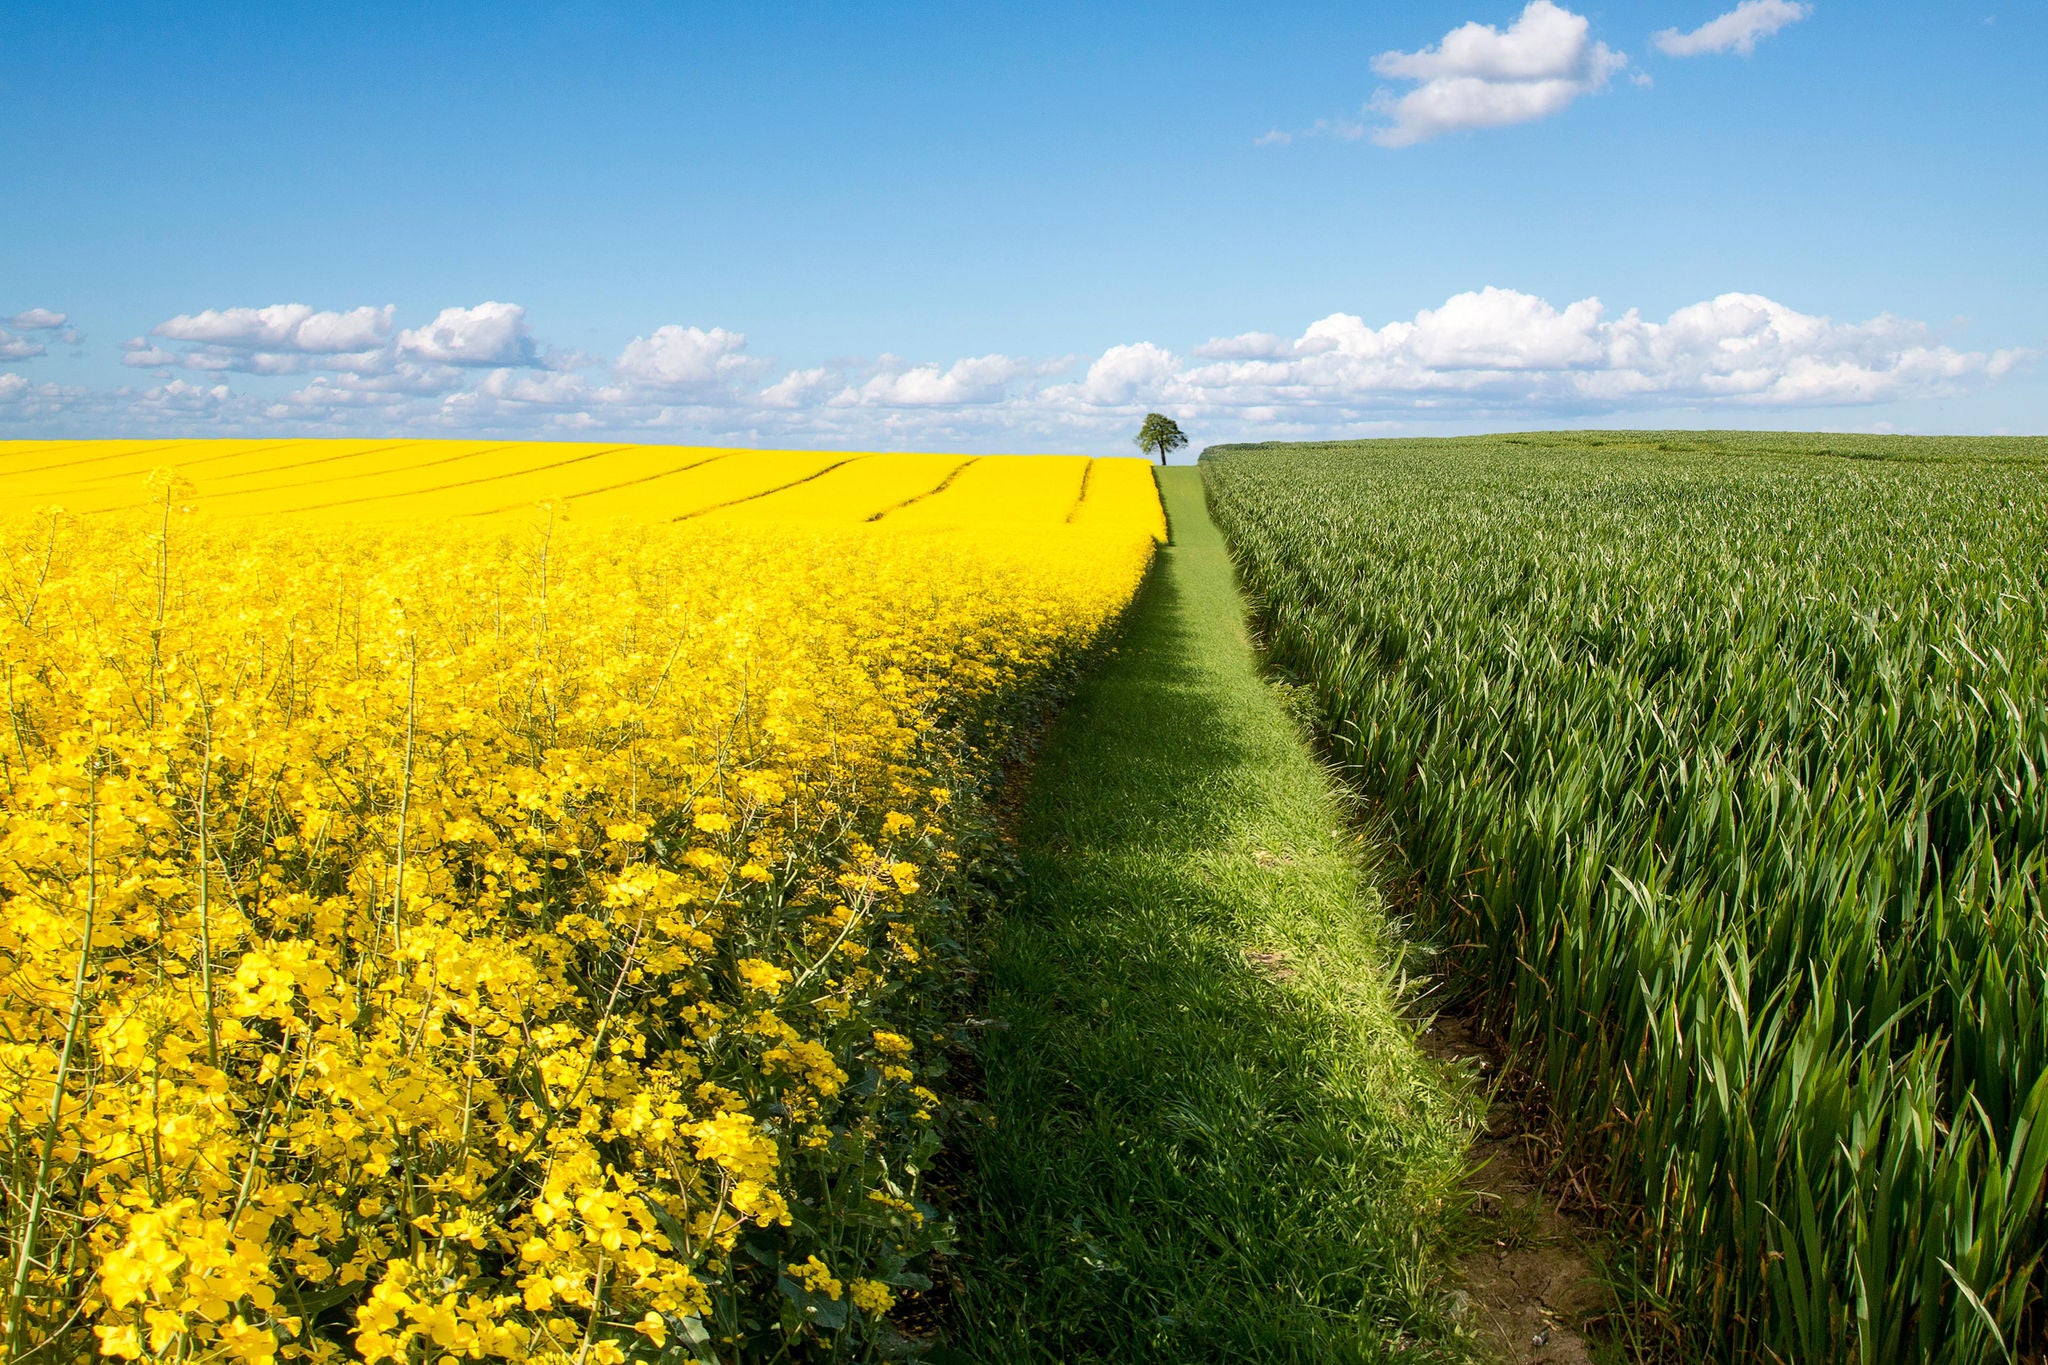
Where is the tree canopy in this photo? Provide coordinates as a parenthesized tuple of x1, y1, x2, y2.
(1135, 413, 1189, 466)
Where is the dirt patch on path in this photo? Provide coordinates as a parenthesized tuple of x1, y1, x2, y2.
(1418, 1014, 1608, 1365)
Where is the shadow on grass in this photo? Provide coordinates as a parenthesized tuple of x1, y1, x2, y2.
(946, 480, 1465, 1364)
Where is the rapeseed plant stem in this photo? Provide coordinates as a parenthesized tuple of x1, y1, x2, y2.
(6, 762, 95, 1359)
(195, 686, 220, 1071)
(391, 641, 416, 955)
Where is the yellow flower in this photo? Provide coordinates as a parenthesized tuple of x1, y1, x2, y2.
(0, 445, 1160, 1360)
(735, 958, 793, 996)
(785, 1256, 843, 1301)
(849, 1278, 897, 1315)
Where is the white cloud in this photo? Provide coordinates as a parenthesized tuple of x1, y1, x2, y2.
(1368, 2, 1627, 146)
(1103, 290, 2024, 417)
(468, 368, 620, 408)
(170, 347, 396, 377)
(1654, 1, 1811, 57)
(121, 337, 180, 367)
(1193, 332, 1290, 360)
(1409, 287, 1609, 368)
(156, 303, 395, 353)
(137, 300, 542, 379)
(0, 374, 96, 427)
(134, 379, 238, 418)
(613, 325, 764, 391)
(274, 362, 471, 413)
(837, 354, 1035, 407)
(0, 308, 77, 361)
(0, 331, 45, 362)
(396, 302, 537, 367)
(757, 367, 837, 409)
(1064, 343, 1180, 405)
(18, 290, 2029, 444)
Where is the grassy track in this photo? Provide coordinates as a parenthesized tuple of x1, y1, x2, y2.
(947, 467, 1468, 1363)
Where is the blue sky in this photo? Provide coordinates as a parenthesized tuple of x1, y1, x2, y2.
(3, 0, 2042, 452)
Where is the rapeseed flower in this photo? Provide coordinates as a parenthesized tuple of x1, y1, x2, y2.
(0, 455, 1160, 1362)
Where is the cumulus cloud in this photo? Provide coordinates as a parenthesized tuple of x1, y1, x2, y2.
(121, 337, 181, 368)
(757, 367, 837, 410)
(613, 325, 765, 392)
(1061, 343, 1181, 406)
(1105, 289, 2023, 417)
(1192, 332, 1289, 360)
(1654, 1, 1811, 57)
(0, 307, 78, 360)
(836, 354, 1036, 407)
(134, 301, 539, 380)
(396, 302, 538, 367)
(141, 303, 404, 376)
(0, 331, 46, 362)
(6, 309, 68, 331)
(120, 379, 242, 423)
(0, 373, 96, 427)
(15, 290, 2028, 443)
(156, 303, 396, 353)
(1368, 2, 1627, 146)
(473, 369, 604, 406)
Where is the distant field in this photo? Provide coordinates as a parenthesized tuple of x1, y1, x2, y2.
(0, 439, 1162, 534)
(1205, 430, 2048, 1362)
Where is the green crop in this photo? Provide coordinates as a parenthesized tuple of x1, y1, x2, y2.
(1203, 431, 2048, 1363)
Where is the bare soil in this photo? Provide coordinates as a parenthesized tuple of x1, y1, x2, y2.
(1417, 1013, 1609, 1365)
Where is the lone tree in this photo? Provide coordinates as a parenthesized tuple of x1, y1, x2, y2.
(1135, 413, 1188, 466)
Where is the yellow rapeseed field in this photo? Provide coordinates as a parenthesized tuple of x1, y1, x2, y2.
(0, 441, 1163, 1363)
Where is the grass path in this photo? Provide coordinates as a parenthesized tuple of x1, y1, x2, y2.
(946, 467, 1471, 1362)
